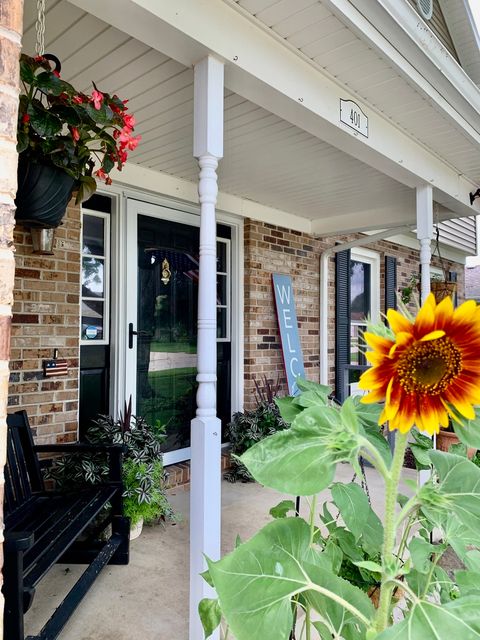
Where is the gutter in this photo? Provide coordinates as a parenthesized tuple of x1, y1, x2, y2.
(324, 0, 480, 147)
(319, 226, 413, 385)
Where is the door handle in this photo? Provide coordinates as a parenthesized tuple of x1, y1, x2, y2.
(128, 322, 137, 349)
(128, 323, 154, 348)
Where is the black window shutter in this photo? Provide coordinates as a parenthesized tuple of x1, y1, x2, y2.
(335, 249, 351, 403)
(449, 270, 458, 306)
(385, 256, 397, 312)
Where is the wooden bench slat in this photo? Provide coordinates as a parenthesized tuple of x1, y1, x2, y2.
(24, 487, 117, 588)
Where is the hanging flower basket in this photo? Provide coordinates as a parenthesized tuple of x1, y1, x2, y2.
(15, 154, 76, 228)
(15, 53, 140, 229)
(430, 280, 456, 304)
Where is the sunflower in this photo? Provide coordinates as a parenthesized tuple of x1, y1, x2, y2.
(359, 293, 480, 434)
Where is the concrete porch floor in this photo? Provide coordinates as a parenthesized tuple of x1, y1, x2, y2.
(25, 465, 416, 640)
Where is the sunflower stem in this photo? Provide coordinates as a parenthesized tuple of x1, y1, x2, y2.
(375, 431, 408, 634)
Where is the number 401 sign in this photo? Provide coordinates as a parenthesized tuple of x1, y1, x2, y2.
(340, 99, 369, 138)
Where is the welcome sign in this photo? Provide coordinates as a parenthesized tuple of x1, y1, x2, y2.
(272, 274, 305, 395)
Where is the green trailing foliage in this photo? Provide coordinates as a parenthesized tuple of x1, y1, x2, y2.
(199, 379, 480, 640)
(224, 380, 289, 482)
(46, 411, 174, 526)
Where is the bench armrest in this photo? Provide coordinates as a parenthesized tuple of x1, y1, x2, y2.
(4, 531, 34, 552)
(34, 443, 124, 453)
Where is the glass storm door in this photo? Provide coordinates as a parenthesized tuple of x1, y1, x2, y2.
(125, 202, 231, 465)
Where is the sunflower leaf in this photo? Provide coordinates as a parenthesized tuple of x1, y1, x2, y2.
(331, 482, 371, 541)
(240, 405, 357, 495)
(376, 596, 480, 640)
(453, 415, 480, 449)
(207, 517, 372, 640)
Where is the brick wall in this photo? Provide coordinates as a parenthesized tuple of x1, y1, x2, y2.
(8, 198, 81, 443)
(244, 219, 465, 409)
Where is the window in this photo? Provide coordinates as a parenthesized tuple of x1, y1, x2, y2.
(335, 248, 380, 400)
(217, 238, 231, 341)
(81, 211, 110, 344)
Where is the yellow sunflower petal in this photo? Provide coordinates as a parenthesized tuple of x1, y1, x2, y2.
(358, 367, 387, 390)
(414, 296, 435, 336)
(434, 295, 454, 327)
(363, 332, 394, 353)
(419, 329, 445, 342)
(365, 351, 385, 365)
(387, 308, 412, 335)
(453, 299, 477, 324)
(360, 388, 386, 404)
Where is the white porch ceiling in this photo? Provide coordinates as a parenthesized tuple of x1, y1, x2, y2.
(21, 0, 413, 227)
(231, 0, 480, 183)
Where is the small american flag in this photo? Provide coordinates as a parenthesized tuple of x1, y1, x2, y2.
(43, 358, 69, 377)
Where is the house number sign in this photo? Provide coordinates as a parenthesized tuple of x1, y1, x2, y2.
(340, 99, 369, 137)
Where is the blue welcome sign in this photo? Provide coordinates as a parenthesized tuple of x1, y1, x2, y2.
(272, 274, 305, 395)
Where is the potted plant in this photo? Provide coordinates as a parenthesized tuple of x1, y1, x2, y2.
(45, 405, 174, 538)
(16, 53, 140, 228)
(123, 459, 173, 539)
(224, 376, 289, 482)
(430, 224, 456, 303)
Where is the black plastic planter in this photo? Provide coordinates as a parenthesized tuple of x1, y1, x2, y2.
(15, 155, 76, 228)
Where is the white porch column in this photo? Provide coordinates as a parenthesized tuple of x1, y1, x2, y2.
(416, 185, 434, 485)
(190, 55, 224, 640)
(416, 185, 433, 303)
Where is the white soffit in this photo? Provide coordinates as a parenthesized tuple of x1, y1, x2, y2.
(231, 0, 480, 184)
(21, 0, 412, 225)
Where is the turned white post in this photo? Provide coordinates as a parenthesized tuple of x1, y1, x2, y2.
(416, 185, 433, 303)
(416, 184, 434, 484)
(190, 55, 224, 640)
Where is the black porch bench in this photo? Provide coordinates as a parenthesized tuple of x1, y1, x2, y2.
(3, 410, 130, 640)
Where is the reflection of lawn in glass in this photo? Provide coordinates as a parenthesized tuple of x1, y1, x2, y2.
(150, 341, 196, 354)
(138, 367, 197, 452)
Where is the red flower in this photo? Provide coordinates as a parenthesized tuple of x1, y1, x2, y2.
(72, 95, 83, 104)
(126, 134, 141, 151)
(22, 114, 30, 124)
(53, 70, 61, 78)
(34, 55, 45, 62)
(92, 89, 104, 110)
(118, 149, 128, 164)
(123, 113, 136, 128)
(113, 129, 120, 140)
(105, 176, 113, 186)
(118, 126, 141, 151)
(71, 126, 80, 142)
(95, 168, 107, 181)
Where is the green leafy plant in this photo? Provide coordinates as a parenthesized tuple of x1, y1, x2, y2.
(46, 407, 174, 526)
(17, 53, 140, 202)
(122, 459, 174, 526)
(225, 376, 289, 482)
(199, 377, 480, 640)
(400, 273, 419, 305)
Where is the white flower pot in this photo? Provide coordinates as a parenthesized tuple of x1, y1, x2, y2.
(129, 518, 144, 540)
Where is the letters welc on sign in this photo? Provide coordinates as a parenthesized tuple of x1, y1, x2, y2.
(272, 274, 305, 395)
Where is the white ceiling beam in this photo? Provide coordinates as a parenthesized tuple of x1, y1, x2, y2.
(70, 0, 480, 220)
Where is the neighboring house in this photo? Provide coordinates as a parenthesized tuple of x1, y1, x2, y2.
(465, 259, 480, 302)
(5, 0, 480, 637)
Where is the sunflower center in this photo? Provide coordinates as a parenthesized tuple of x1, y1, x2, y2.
(396, 336, 462, 395)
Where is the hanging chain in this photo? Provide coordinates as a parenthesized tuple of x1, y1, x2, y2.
(35, 0, 46, 57)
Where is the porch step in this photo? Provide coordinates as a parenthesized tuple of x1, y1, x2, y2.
(165, 452, 231, 489)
